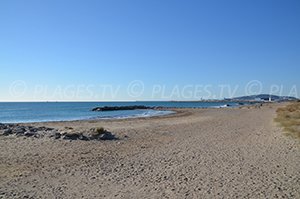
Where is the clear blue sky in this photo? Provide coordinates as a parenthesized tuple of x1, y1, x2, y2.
(1, 0, 299, 101)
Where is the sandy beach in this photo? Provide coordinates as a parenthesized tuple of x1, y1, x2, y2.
(0, 103, 299, 199)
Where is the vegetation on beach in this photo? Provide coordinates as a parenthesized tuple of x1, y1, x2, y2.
(275, 101, 300, 138)
(95, 127, 106, 135)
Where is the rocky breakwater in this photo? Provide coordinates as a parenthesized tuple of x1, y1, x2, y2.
(0, 123, 117, 141)
(92, 105, 153, 111)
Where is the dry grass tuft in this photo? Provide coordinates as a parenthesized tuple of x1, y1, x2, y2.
(96, 127, 106, 134)
(275, 102, 300, 138)
(89, 127, 107, 137)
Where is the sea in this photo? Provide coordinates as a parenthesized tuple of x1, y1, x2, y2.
(0, 101, 242, 123)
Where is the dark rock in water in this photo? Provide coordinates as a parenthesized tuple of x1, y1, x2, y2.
(92, 105, 152, 112)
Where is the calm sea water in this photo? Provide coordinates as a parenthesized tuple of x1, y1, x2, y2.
(0, 101, 240, 123)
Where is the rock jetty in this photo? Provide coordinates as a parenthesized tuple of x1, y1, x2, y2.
(92, 105, 152, 111)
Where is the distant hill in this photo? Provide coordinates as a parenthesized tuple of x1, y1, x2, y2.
(230, 94, 298, 101)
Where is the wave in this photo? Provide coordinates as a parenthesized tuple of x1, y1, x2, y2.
(90, 110, 175, 120)
(211, 104, 232, 108)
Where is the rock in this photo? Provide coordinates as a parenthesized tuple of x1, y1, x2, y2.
(62, 133, 83, 140)
(60, 131, 67, 136)
(36, 127, 54, 132)
(2, 129, 12, 136)
(48, 131, 61, 139)
(62, 132, 89, 141)
(0, 124, 116, 142)
(24, 131, 36, 137)
(7, 124, 15, 128)
(78, 134, 89, 141)
(98, 131, 116, 140)
(28, 127, 38, 132)
(0, 130, 3, 135)
(0, 123, 7, 130)
(54, 132, 61, 139)
(92, 105, 152, 112)
(14, 127, 26, 135)
(88, 128, 116, 140)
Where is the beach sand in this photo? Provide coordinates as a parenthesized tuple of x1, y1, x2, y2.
(0, 103, 299, 198)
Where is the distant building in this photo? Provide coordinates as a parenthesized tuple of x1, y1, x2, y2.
(254, 96, 273, 102)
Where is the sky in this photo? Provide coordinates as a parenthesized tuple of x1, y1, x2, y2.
(0, 0, 300, 101)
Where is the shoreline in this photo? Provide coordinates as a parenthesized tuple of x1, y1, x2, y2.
(1, 102, 284, 130)
(1, 102, 256, 125)
(0, 100, 258, 124)
(18, 102, 278, 126)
